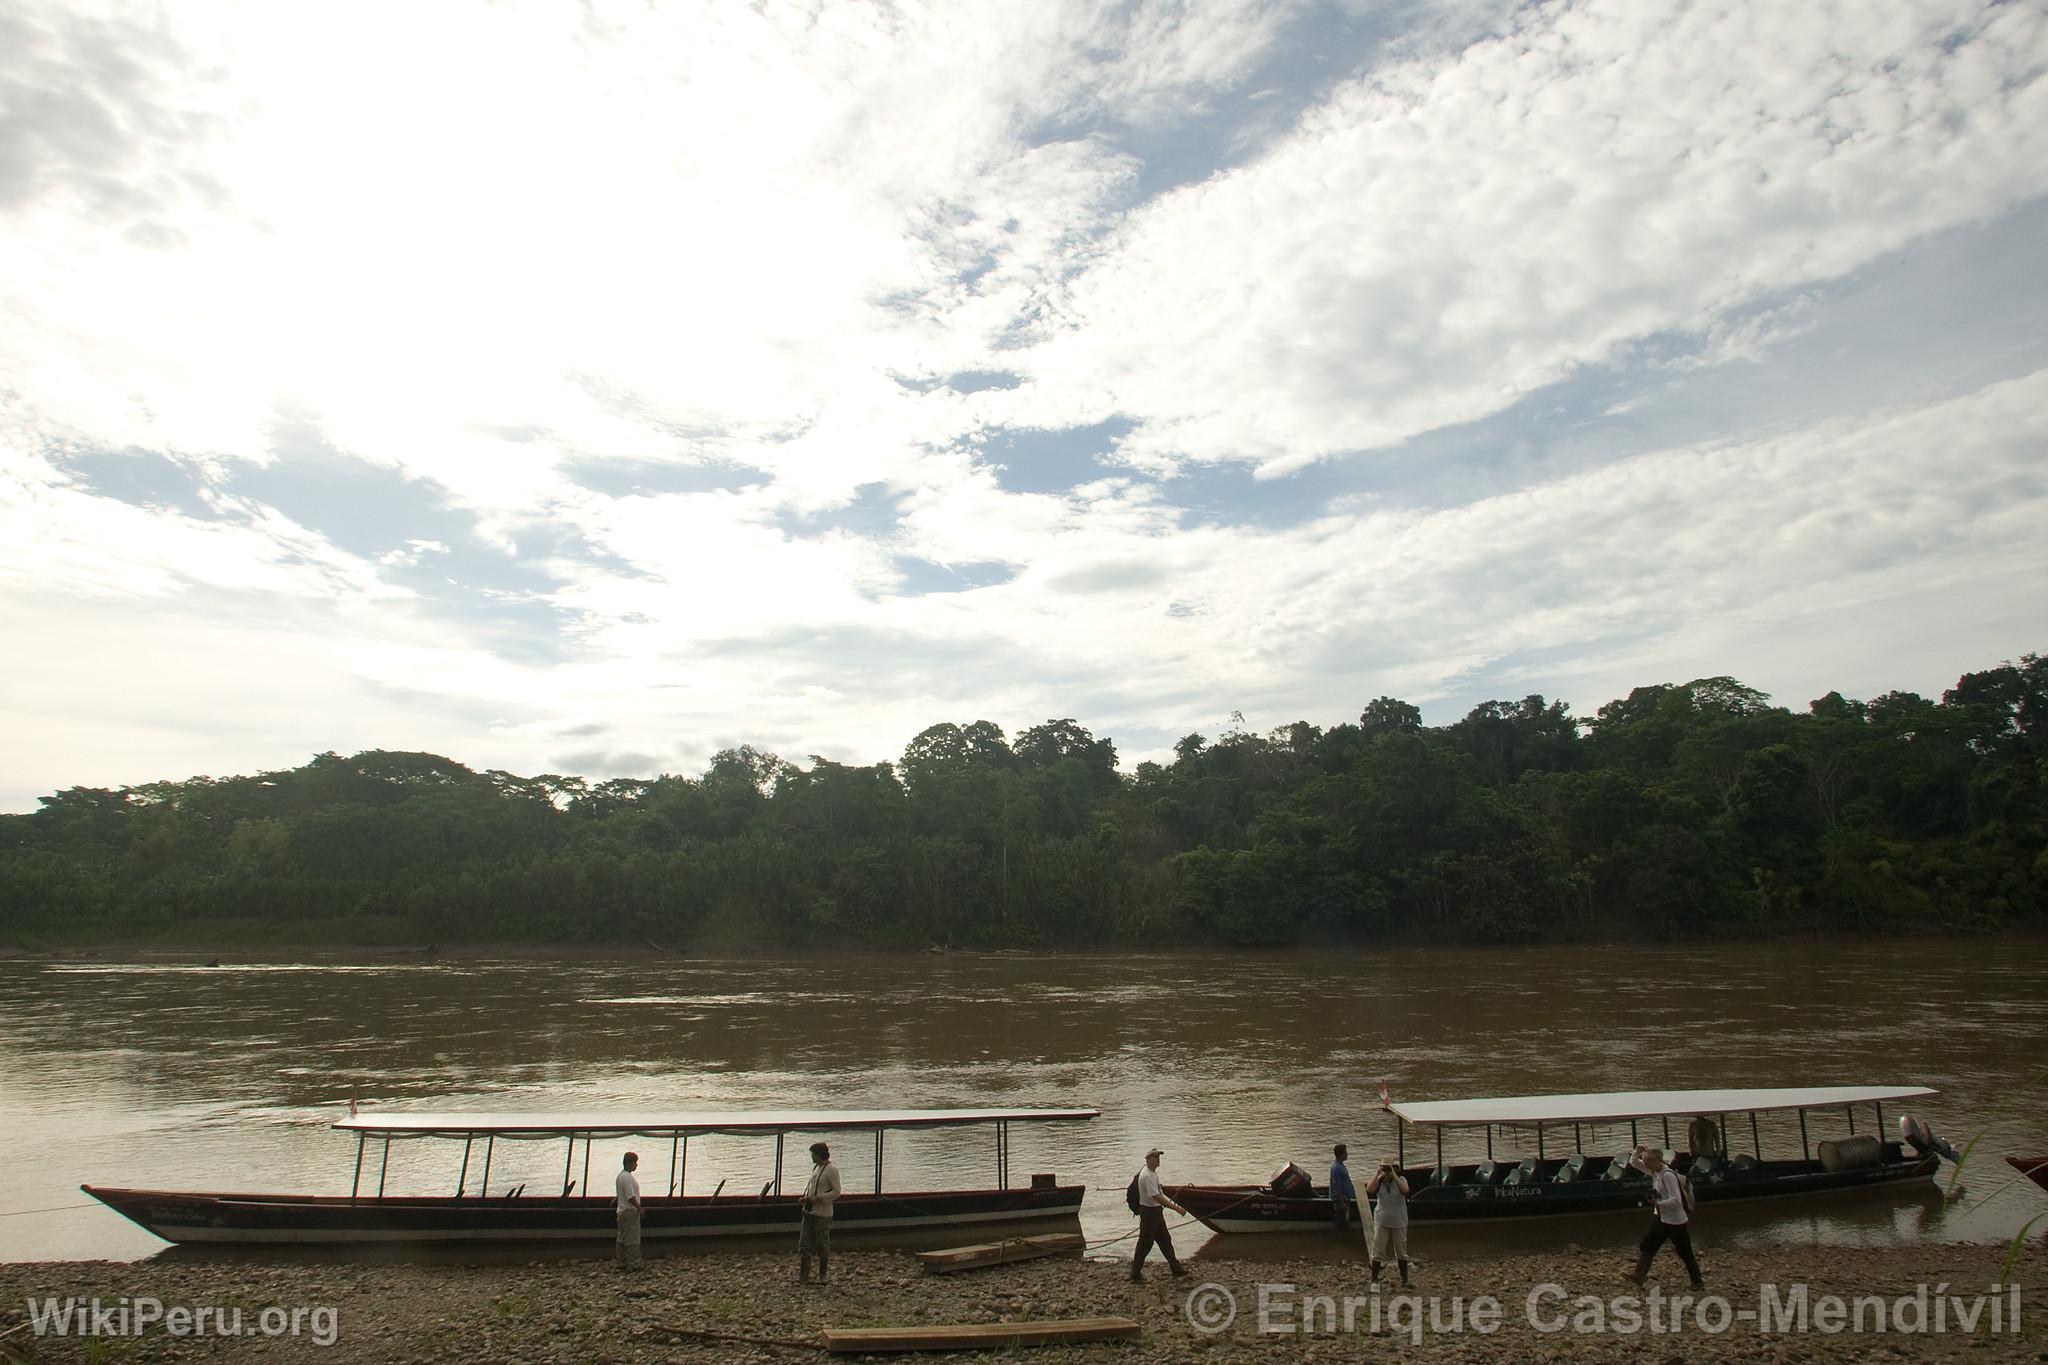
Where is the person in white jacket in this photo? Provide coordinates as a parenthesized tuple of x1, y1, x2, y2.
(798, 1142, 842, 1284)
(1623, 1145, 1704, 1290)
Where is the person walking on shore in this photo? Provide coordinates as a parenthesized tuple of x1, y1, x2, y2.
(614, 1152, 643, 1272)
(1365, 1157, 1410, 1286)
(1329, 1143, 1358, 1232)
(1130, 1147, 1190, 1281)
(1624, 1144, 1704, 1290)
(798, 1142, 841, 1284)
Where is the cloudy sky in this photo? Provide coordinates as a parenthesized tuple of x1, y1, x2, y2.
(3, 0, 2045, 811)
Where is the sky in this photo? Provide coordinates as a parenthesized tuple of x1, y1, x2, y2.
(3, 0, 2045, 812)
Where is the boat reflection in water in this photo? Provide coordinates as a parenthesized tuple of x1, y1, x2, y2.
(1189, 1180, 1951, 1264)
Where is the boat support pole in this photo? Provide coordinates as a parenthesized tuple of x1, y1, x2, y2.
(1750, 1112, 1762, 1160)
(480, 1136, 495, 1199)
(1574, 1123, 1582, 1155)
(351, 1133, 366, 1203)
(562, 1137, 575, 1196)
(679, 1136, 689, 1197)
(1662, 1117, 1671, 1150)
(669, 1134, 680, 1197)
(1538, 1123, 1545, 1160)
(1845, 1106, 1854, 1135)
(1397, 1120, 1405, 1168)
(1874, 1101, 1884, 1151)
(1630, 1120, 1638, 1150)
(1486, 1125, 1493, 1161)
(458, 1136, 473, 1196)
(774, 1134, 784, 1196)
(874, 1132, 884, 1194)
(1799, 1109, 1811, 1164)
(1435, 1128, 1444, 1171)
(377, 1137, 391, 1198)
(581, 1137, 591, 1198)
(998, 1121, 1008, 1191)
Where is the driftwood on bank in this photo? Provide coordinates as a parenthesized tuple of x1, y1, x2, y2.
(915, 1232, 1087, 1274)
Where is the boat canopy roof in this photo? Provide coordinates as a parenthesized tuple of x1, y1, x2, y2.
(334, 1107, 1100, 1140)
(1389, 1085, 1935, 1128)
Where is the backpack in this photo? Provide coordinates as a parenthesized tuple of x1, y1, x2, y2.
(1126, 1172, 1143, 1216)
(1679, 1174, 1696, 1212)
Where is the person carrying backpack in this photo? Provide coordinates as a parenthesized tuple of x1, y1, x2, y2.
(1128, 1146, 1190, 1281)
(1622, 1144, 1704, 1290)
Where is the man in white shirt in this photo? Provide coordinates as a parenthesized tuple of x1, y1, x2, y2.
(1624, 1145, 1704, 1290)
(1130, 1147, 1190, 1281)
(614, 1152, 643, 1272)
(798, 1142, 842, 1284)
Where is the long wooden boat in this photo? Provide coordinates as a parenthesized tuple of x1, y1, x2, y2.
(84, 1107, 1095, 1246)
(2008, 1155, 2048, 1194)
(1169, 1086, 1947, 1232)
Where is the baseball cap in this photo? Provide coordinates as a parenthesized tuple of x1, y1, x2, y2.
(1145, 1146, 1165, 1158)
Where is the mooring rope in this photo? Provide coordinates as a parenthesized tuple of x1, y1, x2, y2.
(1083, 1187, 1268, 1251)
(0, 1202, 98, 1218)
(653, 1323, 823, 1352)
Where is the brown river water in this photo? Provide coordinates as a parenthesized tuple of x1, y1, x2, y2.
(2, 940, 2044, 1264)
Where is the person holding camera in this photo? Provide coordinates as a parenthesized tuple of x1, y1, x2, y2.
(1365, 1157, 1411, 1285)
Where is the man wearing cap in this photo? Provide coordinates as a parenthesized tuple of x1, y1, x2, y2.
(798, 1141, 842, 1284)
(1130, 1146, 1190, 1281)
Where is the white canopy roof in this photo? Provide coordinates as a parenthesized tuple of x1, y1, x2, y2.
(334, 1107, 1099, 1139)
(1389, 1086, 1935, 1128)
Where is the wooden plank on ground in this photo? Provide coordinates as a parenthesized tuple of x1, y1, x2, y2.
(822, 1317, 1140, 1353)
(916, 1231, 1087, 1273)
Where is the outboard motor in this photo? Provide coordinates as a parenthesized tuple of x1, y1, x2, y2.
(1268, 1162, 1316, 1199)
(1900, 1114, 1961, 1163)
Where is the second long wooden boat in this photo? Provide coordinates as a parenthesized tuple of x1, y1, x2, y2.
(2007, 1154, 2048, 1194)
(1169, 1086, 1947, 1231)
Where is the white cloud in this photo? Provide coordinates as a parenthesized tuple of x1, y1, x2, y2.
(0, 0, 2042, 809)
(0, 429, 395, 603)
(1018, 0, 2048, 472)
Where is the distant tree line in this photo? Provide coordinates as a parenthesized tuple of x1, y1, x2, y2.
(2, 653, 2042, 947)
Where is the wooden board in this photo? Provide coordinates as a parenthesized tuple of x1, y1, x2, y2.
(822, 1317, 1140, 1353)
(916, 1231, 1086, 1273)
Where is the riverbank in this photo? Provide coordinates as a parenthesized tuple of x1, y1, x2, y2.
(0, 1241, 2038, 1363)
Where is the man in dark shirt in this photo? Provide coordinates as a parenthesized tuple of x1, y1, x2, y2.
(1329, 1143, 1358, 1231)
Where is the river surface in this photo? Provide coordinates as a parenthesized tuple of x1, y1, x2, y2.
(3, 940, 2044, 1263)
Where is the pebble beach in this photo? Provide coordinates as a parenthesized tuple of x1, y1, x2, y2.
(1, 1240, 2040, 1363)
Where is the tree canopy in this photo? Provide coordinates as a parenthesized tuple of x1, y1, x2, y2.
(3, 652, 2042, 948)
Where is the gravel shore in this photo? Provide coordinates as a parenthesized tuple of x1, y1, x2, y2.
(1, 1241, 2040, 1363)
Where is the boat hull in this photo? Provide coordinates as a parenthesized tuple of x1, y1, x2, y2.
(82, 1183, 1085, 1246)
(2008, 1155, 2048, 1194)
(1170, 1154, 1939, 1232)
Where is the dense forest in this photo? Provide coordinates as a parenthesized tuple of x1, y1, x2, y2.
(2, 653, 2043, 948)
